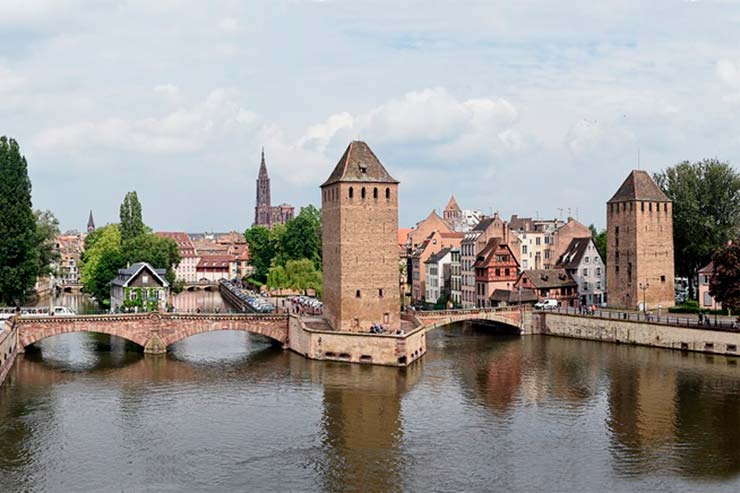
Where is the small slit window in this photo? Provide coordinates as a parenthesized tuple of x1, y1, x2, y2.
(361, 187, 366, 199)
(356, 289, 361, 298)
(373, 187, 378, 199)
(385, 188, 390, 199)
(349, 187, 354, 199)
(378, 288, 383, 298)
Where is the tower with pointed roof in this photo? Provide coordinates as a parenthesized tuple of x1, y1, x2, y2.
(87, 210, 95, 233)
(607, 170, 674, 309)
(443, 195, 462, 224)
(254, 148, 272, 227)
(321, 141, 400, 332)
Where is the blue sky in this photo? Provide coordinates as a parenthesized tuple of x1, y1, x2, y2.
(2, 0, 740, 232)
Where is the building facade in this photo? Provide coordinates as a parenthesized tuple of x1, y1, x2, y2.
(410, 231, 463, 306)
(514, 269, 578, 307)
(449, 248, 462, 307)
(110, 262, 170, 313)
(556, 237, 606, 306)
(607, 170, 675, 310)
(698, 261, 721, 310)
(253, 149, 295, 228)
(157, 232, 200, 283)
(424, 248, 453, 305)
(321, 141, 400, 332)
(473, 238, 519, 308)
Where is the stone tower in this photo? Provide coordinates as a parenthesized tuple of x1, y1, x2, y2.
(443, 195, 462, 224)
(321, 141, 400, 332)
(254, 148, 272, 227)
(87, 210, 95, 233)
(607, 170, 675, 310)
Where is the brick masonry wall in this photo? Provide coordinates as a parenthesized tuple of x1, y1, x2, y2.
(608, 201, 674, 310)
(322, 182, 400, 332)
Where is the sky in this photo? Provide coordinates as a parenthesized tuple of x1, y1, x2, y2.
(3, 0, 740, 233)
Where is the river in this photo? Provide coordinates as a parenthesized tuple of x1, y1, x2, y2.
(2, 294, 739, 492)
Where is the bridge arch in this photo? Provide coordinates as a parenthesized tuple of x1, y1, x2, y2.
(415, 308, 524, 333)
(18, 320, 149, 349)
(158, 317, 287, 348)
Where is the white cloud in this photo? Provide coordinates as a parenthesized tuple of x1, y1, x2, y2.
(33, 89, 258, 153)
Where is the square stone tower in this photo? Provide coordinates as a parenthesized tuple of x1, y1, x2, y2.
(607, 170, 675, 310)
(321, 141, 400, 332)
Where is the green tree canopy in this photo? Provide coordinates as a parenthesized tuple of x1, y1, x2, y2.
(244, 226, 276, 283)
(122, 234, 181, 285)
(281, 205, 322, 268)
(284, 258, 322, 296)
(35, 209, 60, 277)
(709, 241, 740, 312)
(654, 160, 740, 297)
(119, 191, 145, 242)
(0, 137, 40, 306)
(80, 224, 125, 305)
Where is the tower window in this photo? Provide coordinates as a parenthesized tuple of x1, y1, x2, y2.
(385, 188, 390, 200)
(641, 202, 645, 212)
(349, 187, 354, 199)
(361, 187, 366, 199)
(356, 289, 361, 298)
(378, 288, 383, 298)
(373, 187, 378, 199)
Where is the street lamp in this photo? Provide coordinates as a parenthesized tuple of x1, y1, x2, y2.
(639, 279, 649, 320)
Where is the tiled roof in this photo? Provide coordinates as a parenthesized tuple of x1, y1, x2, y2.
(111, 262, 168, 288)
(509, 215, 534, 232)
(490, 288, 538, 303)
(555, 237, 595, 270)
(698, 261, 714, 274)
(518, 269, 577, 289)
(608, 170, 670, 203)
(398, 228, 413, 245)
(473, 237, 507, 268)
(445, 195, 461, 212)
(321, 141, 398, 187)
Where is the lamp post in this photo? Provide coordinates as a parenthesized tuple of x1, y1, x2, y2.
(639, 279, 649, 320)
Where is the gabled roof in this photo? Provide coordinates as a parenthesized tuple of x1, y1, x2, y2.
(698, 261, 714, 274)
(608, 170, 670, 203)
(509, 215, 534, 232)
(425, 247, 453, 264)
(473, 238, 518, 269)
(110, 262, 168, 288)
(472, 216, 494, 232)
(87, 210, 95, 229)
(556, 237, 597, 270)
(321, 141, 399, 187)
(398, 228, 413, 245)
(517, 269, 576, 289)
(490, 288, 538, 303)
(445, 195, 461, 212)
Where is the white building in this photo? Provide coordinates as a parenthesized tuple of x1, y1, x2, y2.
(556, 237, 606, 306)
(424, 248, 454, 305)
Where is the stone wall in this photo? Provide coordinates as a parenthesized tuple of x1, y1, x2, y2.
(0, 319, 19, 387)
(288, 316, 426, 366)
(540, 312, 739, 357)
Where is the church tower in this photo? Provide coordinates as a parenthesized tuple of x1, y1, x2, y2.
(607, 170, 675, 310)
(87, 210, 95, 233)
(254, 149, 272, 227)
(321, 141, 400, 332)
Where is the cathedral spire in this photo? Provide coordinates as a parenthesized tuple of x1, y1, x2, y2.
(87, 210, 95, 233)
(258, 147, 269, 180)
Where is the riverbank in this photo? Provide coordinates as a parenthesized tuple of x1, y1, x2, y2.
(537, 312, 740, 357)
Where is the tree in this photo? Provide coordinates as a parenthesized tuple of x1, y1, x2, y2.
(244, 226, 276, 282)
(122, 234, 181, 286)
(0, 137, 40, 306)
(284, 259, 322, 296)
(266, 264, 289, 293)
(281, 205, 322, 268)
(589, 224, 607, 261)
(709, 241, 740, 312)
(655, 160, 740, 298)
(119, 191, 145, 242)
(80, 224, 125, 305)
(34, 209, 60, 277)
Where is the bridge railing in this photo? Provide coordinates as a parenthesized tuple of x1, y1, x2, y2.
(549, 305, 739, 333)
(412, 306, 527, 317)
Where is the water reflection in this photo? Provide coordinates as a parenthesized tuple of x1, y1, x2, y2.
(0, 321, 738, 490)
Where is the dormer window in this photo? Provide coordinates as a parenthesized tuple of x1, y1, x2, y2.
(359, 162, 368, 174)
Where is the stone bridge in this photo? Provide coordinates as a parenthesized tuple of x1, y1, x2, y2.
(414, 307, 528, 332)
(15, 312, 289, 354)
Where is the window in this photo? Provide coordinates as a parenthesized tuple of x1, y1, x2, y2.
(523, 259, 528, 269)
(349, 187, 354, 199)
(585, 257, 590, 263)
(361, 187, 366, 199)
(661, 275, 666, 283)
(495, 268, 501, 276)
(582, 268, 588, 276)
(615, 226, 620, 236)
(385, 188, 390, 200)
(535, 237, 541, 246)
(641, 202, 645, 212)
(649, 202, 652, 212)
(505, 268, 510, 276)
(143, 275, 149, 283)
(356, 289, 361, 298)
(595, 267, 601, 276)
(596, 281, 601, 290)
(523, 245, 528, 254)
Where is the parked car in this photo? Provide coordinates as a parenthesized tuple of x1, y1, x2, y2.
(534, 299, 559, 310)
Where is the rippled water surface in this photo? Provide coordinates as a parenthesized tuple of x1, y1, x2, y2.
(1, 323, 739, 492)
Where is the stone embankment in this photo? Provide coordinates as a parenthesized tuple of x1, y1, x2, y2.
(0, 318, 19, 386)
